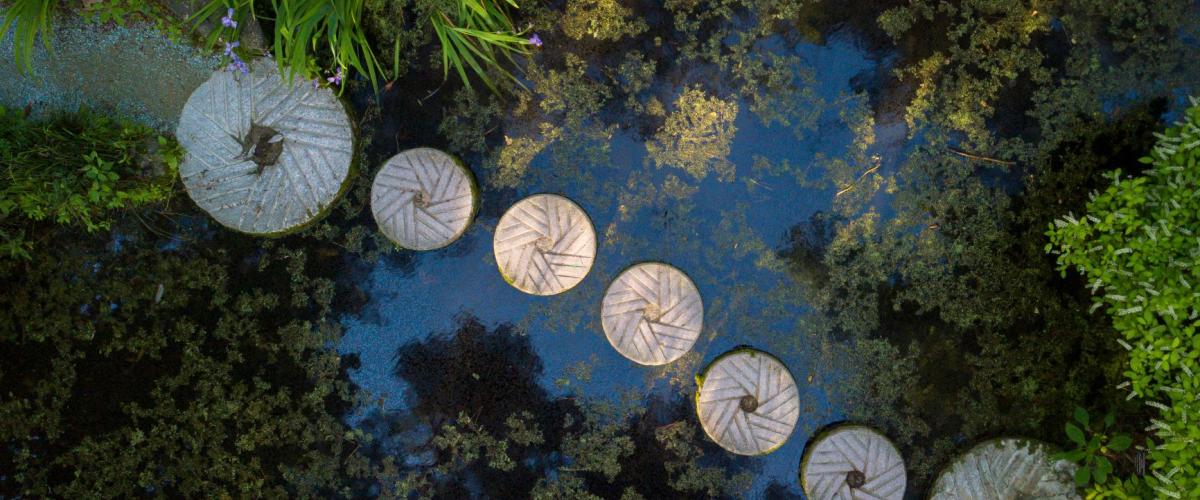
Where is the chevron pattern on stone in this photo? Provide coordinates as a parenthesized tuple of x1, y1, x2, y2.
(371, 148, 475, 250)
(697, 349, 799, 455)
(801, 425, 906, 500)
(494, 194, 596, 295)
(177, 63, 352, 235)
(601, 262, 702, 365)
(931, 439, 1079, 500)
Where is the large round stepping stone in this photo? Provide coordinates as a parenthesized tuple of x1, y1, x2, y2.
(176, 63, 353, 235)
(931, 438, 1079, 500)
(371, 148, 477, 250)
(601, 262, 702, 365)
(696, 348, 800, 455)
(800, 425, 906, 500)
(494, 194, 596, 295)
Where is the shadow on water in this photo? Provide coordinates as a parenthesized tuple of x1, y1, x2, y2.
(353, 314, 756, 498)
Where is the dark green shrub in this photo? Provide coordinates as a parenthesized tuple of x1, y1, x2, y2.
(1048, 99, 1200, 498)
(0, 106, 180, 259)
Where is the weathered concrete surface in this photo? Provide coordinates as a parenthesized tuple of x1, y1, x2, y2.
(0, 11, 218, 131)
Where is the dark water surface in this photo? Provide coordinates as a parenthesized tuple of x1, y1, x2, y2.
(338, 34, 898, 495)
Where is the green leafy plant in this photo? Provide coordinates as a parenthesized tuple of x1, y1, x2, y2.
(0, 106, 179, 259)
(1048, 98, 1200, 498)
(192, 0, 386, 91)
(0, 0, 54, 72)
(425, 0, 530, 92)
(1055, 407, 1132, 486)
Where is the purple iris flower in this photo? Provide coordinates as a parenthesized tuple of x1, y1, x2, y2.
(528, 33, 543, 47)
(223, 41, 240, 56)
(327, 67, 343, 86)
(226, 55, 248, 75)
(221, 8, 238, 29)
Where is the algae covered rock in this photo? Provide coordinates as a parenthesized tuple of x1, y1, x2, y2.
(494, 194, 596, 295)
(371, 148, 477, 250)
(931, 438, 1079, 500)
(601, 262, 702, 365)
(800, 424, 906, 500)
(176, 63, 353, 235)
(696, 348, 799, 455)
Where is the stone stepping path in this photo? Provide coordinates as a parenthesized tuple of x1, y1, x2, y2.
(931, 438, 1079, 500)
(696, 348, 800, 455)
(494, 194, 596, 295)
(601, 262, 703, 365)
(176, 63, 353, 235)
(371, 148, 477, 250)
(800, 424, 906, 499)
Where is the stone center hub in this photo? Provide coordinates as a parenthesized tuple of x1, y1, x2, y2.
(535, 235, 554, 252)
(846, 470, 866, 489)
(413, 191, 430, 209)
(642, 303, 663, 322)
(242, 123, 284, 168)
(739, 395, 759, 413)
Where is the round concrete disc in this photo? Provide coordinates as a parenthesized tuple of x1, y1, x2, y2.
(601, 262, 702, 365)
(371, 148, 476, 250)
(493, 194, 596, 295)
(696, 348, 800, 455)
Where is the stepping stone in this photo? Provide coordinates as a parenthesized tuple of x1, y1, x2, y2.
(176, 63, 354, 235)
(601, 262, 702, 365)
(494, 194, 596, 295)
(931, 438, 1079, 500)
(800, 425, 906, 500)
(371, 148, 477, 250)
(696, 348, 800, 455)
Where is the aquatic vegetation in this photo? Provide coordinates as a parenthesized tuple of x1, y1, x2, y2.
(561, 0, 647, 41)
(646, 87, 739, 181)
(361, 316, 752, 498)
(0, 223, 362, 496)
(0, 106, 179, 259)
(1048, 100, 1200, 498)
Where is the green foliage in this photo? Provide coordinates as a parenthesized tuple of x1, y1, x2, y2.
(1048, 99, 1200, 499)
(646, 87, 739, 181)
(561, 0, 647, 41)
(425, 0, 531, 93)
(193, 0, 385, 91)
(0, 0, 54, 72)
(1054, 407, 1130, 486)
(0, 107, 179, 259)
(0, 223, 362, 496)
(81, 0, 187, 40)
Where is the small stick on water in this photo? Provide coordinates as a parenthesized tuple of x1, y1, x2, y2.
(948, 147, 1014, 166)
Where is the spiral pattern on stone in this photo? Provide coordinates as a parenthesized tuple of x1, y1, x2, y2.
(931, 439, 1079, 500)
(176, 63, 353, 235)
(601, 263, 702, 365)
(697, 349, 799, 455)
(371, 148, 476, 250)
(801, 425, 906, 500)
(494, 194, 596, 295)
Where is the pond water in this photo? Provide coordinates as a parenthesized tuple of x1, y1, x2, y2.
(337, 32, 903, 495)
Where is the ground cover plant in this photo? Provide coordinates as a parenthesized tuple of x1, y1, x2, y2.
(0, 106, 180, 259)
(1049, 99, 1200, 498)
